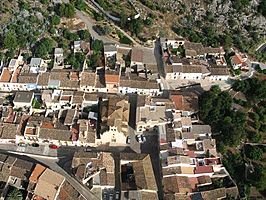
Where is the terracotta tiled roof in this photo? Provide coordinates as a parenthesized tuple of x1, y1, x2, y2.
(163, 176, 191, 194)
(41, 122, 54, 129)
(194, 166, 213, 174)
(231, 54, 243, 65)
(0, 68, 12, 82)
(17, 73, 38, 84)
(105, 74, 119, 84)
(29, 164, 46, 183)
(11, 68, 21, 83)
(171, 95, 183, 110)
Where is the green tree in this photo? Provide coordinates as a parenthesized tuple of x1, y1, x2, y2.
(71, 0, 86, 10)
(5, 50, 15, 59)
(6, 187, 23, 200)
(245, 145, 263, 160)
(129, 19, 142, 37)
(91, 39, 103, 52)
(50, 15, 61, 25)
(18, 0, 30, 10)
(4, 32, 18, 51)
(32, 99, 41, 109)
(40, 0, 49, 4)
(56, 3, 75, 18)
(144, 17, 153, 27)
(0, 52, 4, 61)
(63, 29, 79, 41)
(232, 80, 246, 92)
(250, 165, 266, 190)
(222, 34, 233, 50)
(75, 52, 86, 64)
(78, 30, 91, 40)
(258, 0, 266, 17)
(34, 38, 55, 57)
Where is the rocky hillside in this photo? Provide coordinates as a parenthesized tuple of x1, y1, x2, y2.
(133, 0, 266, 60)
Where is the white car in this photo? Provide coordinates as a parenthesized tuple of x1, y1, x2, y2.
(135, 135, 146, 143)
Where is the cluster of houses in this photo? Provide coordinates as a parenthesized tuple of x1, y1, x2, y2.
(0, 37, 242, 199)
(0, 153, 85, 200)
(161, 38, 232, 81)
(158, 95, 239, 199)
(0, 45, 161, 96)
(71, 151, 158, 200)
(68, 88, 239, 199)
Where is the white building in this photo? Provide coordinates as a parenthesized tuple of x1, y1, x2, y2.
(160, 37, 185, 50)
(209, 67, 230, 81)
(119, 77, 160, 96)
(29, 58, 45, 73)
(165, 65, 211, 80)
(103, 43, 117, 58)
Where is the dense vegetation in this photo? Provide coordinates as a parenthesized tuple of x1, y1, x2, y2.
(0, 0, 103, 71)
(199, 78, 266, 198)
(199, 85, 245, 146)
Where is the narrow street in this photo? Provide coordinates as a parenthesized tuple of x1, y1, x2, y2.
(141, 131, 163, 199)
(0, 149, 99, 200)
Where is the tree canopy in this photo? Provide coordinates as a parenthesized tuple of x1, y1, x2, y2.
(258, 0, 266, 17)
(232, 78, 266, 101)
(55, 3, 75, 18)
(6, 187, 23, 200)
(34, 38, 55, 58)
(65, 52, 85, 70)
(3, 31, 18, 51)
(50, 15, 61, 25)
(91, 39, 103, 52)
(245, 145, 263, 160)
(78, 30, 91, 41)
(199, 85, 246, 146)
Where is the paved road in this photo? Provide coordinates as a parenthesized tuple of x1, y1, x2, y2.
(0, 139, 160, 198)
(89, 0, 121, 22)
(141, 131, 163, 199)
(154, 38, 165, 78)
(0, 147, 99, 200)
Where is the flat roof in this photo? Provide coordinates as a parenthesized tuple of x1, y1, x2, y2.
(13, 92, 34, 103)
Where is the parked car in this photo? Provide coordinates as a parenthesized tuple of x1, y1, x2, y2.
(18, 143, 27, 147)
(135, 135, 146, 143)
(31, 143, 39, 147)
(49, 144, 59, 149)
